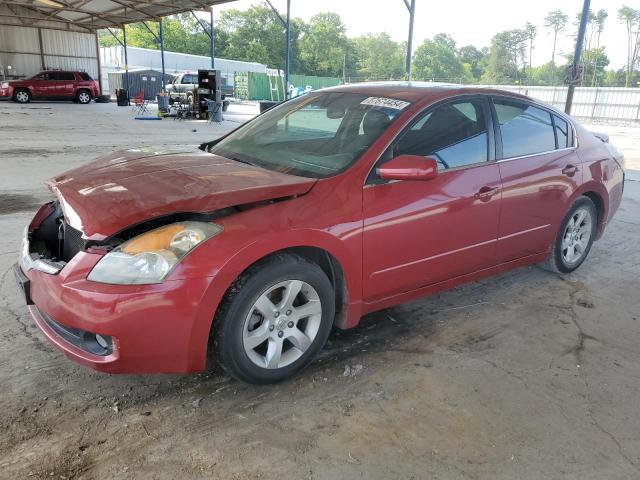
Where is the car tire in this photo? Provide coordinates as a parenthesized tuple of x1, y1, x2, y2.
(76, 89, 92, 104)
(13, 89, 31, 104)
(543, 196, 597, 274)
(213, 253, 335, 384)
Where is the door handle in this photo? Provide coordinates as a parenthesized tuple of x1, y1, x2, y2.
(474, 186, 499, 201)
(562, 164, 578, 177)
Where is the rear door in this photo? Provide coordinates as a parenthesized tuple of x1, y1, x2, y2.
(492, 96, 581, 262)
(51, 71, 76, 97)
(362, 96, 502, 301)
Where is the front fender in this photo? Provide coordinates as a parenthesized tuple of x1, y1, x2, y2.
(181, 225, 364, 371)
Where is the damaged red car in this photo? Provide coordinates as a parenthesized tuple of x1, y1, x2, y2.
(15, 84, 625, 383)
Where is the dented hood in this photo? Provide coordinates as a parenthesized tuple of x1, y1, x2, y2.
(47, 147, 316, 241)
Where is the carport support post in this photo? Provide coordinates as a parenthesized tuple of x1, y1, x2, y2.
(285, 0, 291, 99)
(404, 0, 416, 81)
(210, 8, 215, 69)
(565, 0, 591, 114)
(123, 25, 130, 104)
(159, 18, 166, 91)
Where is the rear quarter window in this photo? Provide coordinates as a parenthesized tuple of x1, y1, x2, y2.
(78, 72, 92, 81)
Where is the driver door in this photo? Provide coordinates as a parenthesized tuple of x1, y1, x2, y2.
(362, 97, 502, 301)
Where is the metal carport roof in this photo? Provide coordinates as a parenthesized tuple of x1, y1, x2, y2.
(0, 0, 236, 32)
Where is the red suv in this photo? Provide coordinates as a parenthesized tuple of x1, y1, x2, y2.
(0, 70, 99, 104)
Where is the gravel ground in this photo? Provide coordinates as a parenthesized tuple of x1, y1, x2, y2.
(0, 100, 639, 480)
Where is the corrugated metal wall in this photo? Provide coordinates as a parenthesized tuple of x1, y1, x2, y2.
(0, 25, 99, 85)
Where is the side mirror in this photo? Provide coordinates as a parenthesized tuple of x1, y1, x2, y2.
(378, 155, 438, 181)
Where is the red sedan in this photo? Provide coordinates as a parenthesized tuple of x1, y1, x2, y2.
(15, 84, 625, 383)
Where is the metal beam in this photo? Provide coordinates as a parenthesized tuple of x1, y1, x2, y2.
(404, 0, 416, 81)
(106, 27, 125, 48)
(141, 20, 160, 43)
(123, 24, 130, 103)
(159, 17, 166, 91)
(264, 0, 291, 99)
(565, 0, 591, 114)
(210, 7, 215, 69)
(190, 10, 211, 39)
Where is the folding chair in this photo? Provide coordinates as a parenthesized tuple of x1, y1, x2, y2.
(132, 90, 149, 115)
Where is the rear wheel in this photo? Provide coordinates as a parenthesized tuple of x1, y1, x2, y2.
(13, 89, 31, 103)
(76, 89, 92, 104)
(544, 196, 597, 273)
(213, 253, 335, 384)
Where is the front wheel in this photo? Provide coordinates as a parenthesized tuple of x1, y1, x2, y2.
(13, 89, 31, 103)
(213, 254, 335, 384)
(545, 196, 597, 273)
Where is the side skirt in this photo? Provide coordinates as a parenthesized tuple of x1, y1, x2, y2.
(344, 252, 549, 328)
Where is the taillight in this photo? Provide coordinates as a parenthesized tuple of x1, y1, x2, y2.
(605, 142, 625, 171)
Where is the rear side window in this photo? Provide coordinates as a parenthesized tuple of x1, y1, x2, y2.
(554, 115, 570, 148)
(79, 72, 92, 81)
(494, 99, 556, 158)
(394, 99, 489, 170)
(51, 72, 75, 81)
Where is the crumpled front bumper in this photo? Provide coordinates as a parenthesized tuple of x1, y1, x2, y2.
(15, 209, 217, 374)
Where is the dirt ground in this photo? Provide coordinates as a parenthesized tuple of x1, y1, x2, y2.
(0, 100, 639, 480)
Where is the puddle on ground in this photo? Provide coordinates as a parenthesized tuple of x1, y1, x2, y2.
(0, 194, 41, 215)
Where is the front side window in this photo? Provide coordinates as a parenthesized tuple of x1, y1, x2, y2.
(393, 99, 489, 170)
(182, 75, 196, 84)
(494, 99, 556, 158)
(208, 92, 409, 178)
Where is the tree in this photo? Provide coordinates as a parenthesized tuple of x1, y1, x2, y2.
(481, 29, 527, 84)
(524, 22, 537, 73)
(352, 33, 405, 81)
(618, 6, 640, 87)
(458, 45, 486, 81)
(544, 9, 569, 85)
(217, 5, 302, 72)
(411, 34, 470, 83)
(590, 10, 608, 86)
(299, 12, 349, 77)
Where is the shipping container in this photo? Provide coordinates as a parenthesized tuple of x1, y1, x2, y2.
(108, 69, 176, 100)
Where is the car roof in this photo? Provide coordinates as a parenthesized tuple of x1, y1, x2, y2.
(322, 81, 530, 104)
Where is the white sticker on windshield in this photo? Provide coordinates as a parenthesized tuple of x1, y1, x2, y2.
(360, 97, 410, 110)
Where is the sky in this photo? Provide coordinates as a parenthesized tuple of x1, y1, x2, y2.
(213, 0, 638, 70)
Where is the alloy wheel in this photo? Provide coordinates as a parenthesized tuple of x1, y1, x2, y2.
(561, 207, 593, 265)
(242, 280, 322, 369)
(15, 91, 30, 103)
(78, 92, 91, 104)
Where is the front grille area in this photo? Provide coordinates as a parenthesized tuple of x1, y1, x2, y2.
(29, 201, 86, 264)
(62, 223, 85, 262)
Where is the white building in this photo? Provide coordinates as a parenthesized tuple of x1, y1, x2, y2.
(100, 46, 267, 93)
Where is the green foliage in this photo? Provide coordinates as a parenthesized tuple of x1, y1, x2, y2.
(458, 45, 485, 80)
(412, 34, 471, 83)
(96, 5, 638, 88)
(299, 13, 350, 77)
(481, 30, 528, 84)
(352, 33, 405, 81)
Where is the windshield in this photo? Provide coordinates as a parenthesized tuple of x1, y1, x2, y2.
(208, 92, 410, 178)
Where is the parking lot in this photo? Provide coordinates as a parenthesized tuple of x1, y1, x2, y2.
(1, 100, 639, 479)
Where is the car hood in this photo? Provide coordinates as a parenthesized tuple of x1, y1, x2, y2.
(47, 147, 317, 241)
